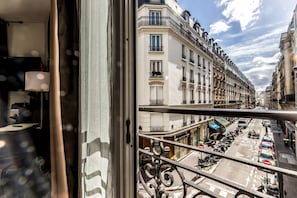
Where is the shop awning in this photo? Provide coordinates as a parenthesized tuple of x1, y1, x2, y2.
(215, 117, 230, 127)
(209, 123, 220, 131)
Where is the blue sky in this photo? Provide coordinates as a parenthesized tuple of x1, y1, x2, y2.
(178, 0, 297, 92)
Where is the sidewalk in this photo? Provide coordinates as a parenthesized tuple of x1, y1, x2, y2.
(271, 120, 297, 198)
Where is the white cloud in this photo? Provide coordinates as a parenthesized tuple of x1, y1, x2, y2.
(252, 53, 281, 64)
(224, 27, 283, 60)
(209, 20, 231, 35)
(240, 53, 280, 92)
(217, 0, 263, 31)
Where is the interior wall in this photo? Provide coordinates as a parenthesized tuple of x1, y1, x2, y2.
(7, 22, 47, 63)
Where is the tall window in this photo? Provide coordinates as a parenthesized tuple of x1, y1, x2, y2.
(189, 50, 194, 63)
(150, 113, 163, 131)
(190, 69, 194, 83)
(197, 55, 201, 66)
(203, 75, 206, 85)
(182, 44, 186, 58)
(198, 73, 201, 84)
(202, 58, 205, 69)
(150, 60, 162, 76)
(150, 34, 162, 51)
(190, 89, 194, 103)
(182, 88, 186, 103)
(150, 86, 163, 105)
(182, 66, 186, 80)
(149, 10, 161, 25)
(204, 90, 206, 103)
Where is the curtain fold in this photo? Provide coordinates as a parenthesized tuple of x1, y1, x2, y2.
(50, 0, 69, 197)
(80, 0, 113, 197)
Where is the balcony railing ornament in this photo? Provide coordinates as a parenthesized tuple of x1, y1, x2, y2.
(139, 141, 187, 198)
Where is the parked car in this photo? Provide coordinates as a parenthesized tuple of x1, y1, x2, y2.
(259, 141, 275, 153)
(262, 119, 271, 127)
(258, 149, 276, 166)
(248, 130, 260, 139)
(261, 136, 274, 144)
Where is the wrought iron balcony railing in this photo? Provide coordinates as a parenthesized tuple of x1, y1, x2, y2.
(137, 106, 297, 198)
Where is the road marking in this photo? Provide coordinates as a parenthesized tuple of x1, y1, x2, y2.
(206, 182, 236, 195)
(219, 190, 228, 197)
(209, 186, 215, 192)
(245, 176, 250, 187)
(250, 169, 253, 177)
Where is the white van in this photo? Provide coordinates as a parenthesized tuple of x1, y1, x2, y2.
(238, 118, 249, 129)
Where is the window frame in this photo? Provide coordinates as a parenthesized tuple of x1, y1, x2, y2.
(150, 34, 162, 51)
(149, 10, 161, 25)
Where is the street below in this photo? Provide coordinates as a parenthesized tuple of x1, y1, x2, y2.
(178, 119, 278, 198)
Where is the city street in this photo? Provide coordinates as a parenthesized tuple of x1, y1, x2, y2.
(138, 118, 295, 198)
(177, 119, 277, 198)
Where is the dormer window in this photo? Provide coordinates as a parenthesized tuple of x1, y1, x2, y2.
(202, 31, 208, 40)
(193, 21, 200, 31)
(181, 10, 191, 23)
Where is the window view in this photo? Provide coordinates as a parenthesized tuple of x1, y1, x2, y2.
(2, 0, 297, 197)
(137, 0, 297, 198)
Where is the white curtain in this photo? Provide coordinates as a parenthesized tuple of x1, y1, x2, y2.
(80, 0, 112, 197)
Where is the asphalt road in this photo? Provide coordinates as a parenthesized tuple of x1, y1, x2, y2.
(184, 119, 277, 198)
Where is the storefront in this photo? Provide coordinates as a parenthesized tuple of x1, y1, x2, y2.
(285, 121, 296, 152)
(190, 127, 199, 146)
(174, 132, 189, 159)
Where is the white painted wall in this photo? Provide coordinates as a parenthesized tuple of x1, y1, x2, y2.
(7, 22, 47, 63)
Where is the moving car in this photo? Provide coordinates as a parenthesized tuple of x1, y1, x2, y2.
(258, 149, 276, 166)
(248, 130, 260, 139)
(238, 118, 249, 129)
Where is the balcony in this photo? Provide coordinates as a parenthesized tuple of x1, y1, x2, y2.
(190, 100, 195, 104)
(189, 59, 195, 64)
(150, 71, 163, 78)
(138, 106, 297, 198)
(150, 45, 163, 51)
(182, 99, 187, 104)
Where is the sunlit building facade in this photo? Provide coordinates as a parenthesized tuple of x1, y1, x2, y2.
(137, 0, 214, 159)
(269, 4, 297, 155)
(137, 0, 255, 159)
